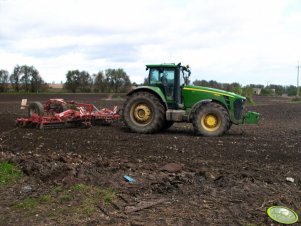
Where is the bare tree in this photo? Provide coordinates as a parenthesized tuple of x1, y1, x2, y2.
(105, 68, 131, 93)
(64, 70, 80, 93)
(0, 70, 9, 92)
(78, 71, 93, 92)
(10, 65, 22, 92)
(93, 71, 105, 92)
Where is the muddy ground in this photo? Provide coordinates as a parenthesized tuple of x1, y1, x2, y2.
(0, 94, 300, 226)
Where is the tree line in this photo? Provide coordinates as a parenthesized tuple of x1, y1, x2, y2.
(1, 65, 300, 95)
(193, 80, 300, 97)
(0, 65, 47, 93)
(0, 65, 132, 93)
(64, 68, 131, 93)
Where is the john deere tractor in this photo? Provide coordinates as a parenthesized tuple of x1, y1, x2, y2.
(123, 63, 259, 136)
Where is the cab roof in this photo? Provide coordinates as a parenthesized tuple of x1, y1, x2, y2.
(146, 63, 178, 69)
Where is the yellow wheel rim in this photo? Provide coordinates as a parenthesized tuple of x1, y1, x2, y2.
(201, 113, 221, 132)
(131, 104, 152, 125)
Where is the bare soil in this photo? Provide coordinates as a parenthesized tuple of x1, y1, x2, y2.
(0, 94, 301, 226)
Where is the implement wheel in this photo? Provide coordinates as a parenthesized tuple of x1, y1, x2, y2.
(193, 102, 229, 137)
(28, 102, 44, 117)
(123, 92, 165, 133)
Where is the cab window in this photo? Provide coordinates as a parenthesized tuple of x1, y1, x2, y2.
(180, 72, 185, 86)
(160, 69, 174, 86)
(149, 69, 160, 85)
(161, 69, 175, 100)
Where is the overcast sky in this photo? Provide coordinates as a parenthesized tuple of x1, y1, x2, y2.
(1, 0, 301, 85)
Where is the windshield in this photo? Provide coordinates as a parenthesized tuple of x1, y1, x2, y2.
(149, 68, 175, 85)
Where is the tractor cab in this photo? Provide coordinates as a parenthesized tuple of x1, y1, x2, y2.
(146, 63, 190, 109)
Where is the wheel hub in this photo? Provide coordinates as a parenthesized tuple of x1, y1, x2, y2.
(201, 114, 220, 131)
(133, 104, 152, 124)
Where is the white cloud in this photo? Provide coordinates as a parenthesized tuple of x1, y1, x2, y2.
(0, 0, 301, 85)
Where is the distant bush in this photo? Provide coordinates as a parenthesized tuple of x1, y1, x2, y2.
(292, 96, 301, 102)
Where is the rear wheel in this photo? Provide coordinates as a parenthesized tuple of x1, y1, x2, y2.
(28, 102, 44, 117)
(192, 102, 229, 137)
(123, 92, 165, 133)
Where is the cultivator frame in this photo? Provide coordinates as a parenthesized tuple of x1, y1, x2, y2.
(16, 99, 121, 129)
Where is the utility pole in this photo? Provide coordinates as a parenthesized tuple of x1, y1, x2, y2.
(297, 61, 300, 97)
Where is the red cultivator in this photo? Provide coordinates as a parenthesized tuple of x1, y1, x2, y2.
(16, 99, 121, 129)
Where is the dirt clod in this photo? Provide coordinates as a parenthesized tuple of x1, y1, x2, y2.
(160, 162, 183, 173)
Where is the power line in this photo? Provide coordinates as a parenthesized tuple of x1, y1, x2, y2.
(297, 61, 300, 97)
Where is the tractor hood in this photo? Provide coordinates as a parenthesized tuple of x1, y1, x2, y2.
(183, 85, 246, 100)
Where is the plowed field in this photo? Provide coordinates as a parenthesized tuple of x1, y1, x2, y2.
(0, 94, 300, 225)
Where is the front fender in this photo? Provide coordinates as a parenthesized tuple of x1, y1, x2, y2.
(188, 99, 212, 120)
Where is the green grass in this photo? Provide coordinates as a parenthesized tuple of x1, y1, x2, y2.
(72, 183, 116, 204)
(75, 198, 97, 215)
(10, 183, 116, 221)
(0, 162, 22, 185)
(72, 183, 91, 192)
(59, 192, 73, 203)
(101, 188, 116, 204)
(53, 186, 64, 193)
(39, 194, 52, 203)
(292, 96, 301, 102)
(13, 197, 39, 210)
(13, 195, 52, 210)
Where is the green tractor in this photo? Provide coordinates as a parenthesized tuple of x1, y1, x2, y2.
(123, 63, 260, 136)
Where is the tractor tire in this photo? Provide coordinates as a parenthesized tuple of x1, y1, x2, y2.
(123, 92, 165, 133)
(162, 121, 174, 131)
(192, 102, 230, 137)
(28, 102, 44, 117)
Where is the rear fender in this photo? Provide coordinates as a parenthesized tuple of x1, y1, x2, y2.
(127, 86, 168, 109)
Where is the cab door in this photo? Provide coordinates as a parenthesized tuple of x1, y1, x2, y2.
(160, 69, 175, 101)
(149, 68, 176, 108)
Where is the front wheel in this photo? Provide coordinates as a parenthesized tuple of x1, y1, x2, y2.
(192, 102, 230, 137)
(123, 92, 165, 133)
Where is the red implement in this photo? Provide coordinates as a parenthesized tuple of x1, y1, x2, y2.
(16, 99, 121, 129)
